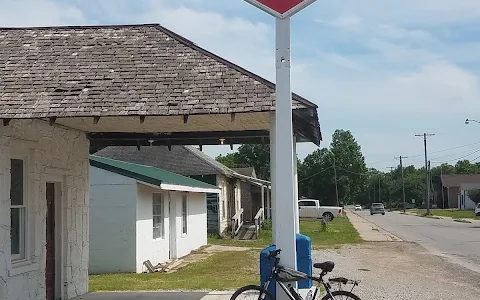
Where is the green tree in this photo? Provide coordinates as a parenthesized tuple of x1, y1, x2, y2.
(215, 153, 238, 168)
(455, 160, 478, 174)
(330, 130, 368, 205)
(299, 130, 367, 206)
(235, 144, 271, 180)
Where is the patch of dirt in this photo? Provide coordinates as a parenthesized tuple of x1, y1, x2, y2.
(147, 245, 253, 274)
(312, 242, 480, 300)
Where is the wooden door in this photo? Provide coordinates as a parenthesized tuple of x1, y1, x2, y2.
(45, 182, 56, 300)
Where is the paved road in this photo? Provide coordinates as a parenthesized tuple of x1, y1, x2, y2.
(356, 210, 480, 273)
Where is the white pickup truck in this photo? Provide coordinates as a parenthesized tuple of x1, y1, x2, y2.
(298, 199, 343, 221)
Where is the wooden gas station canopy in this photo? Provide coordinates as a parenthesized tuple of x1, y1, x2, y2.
(0, 24, 322, 151)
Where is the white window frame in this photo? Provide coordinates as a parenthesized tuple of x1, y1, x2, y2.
(181, 194, 188, 236)
(10, 155, 28, 263)
(152, 193, 164, 240)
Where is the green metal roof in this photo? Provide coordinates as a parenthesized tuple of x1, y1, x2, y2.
(90, 155, 219, 191)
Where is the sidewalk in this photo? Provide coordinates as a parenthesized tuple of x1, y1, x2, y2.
(346, 211, 402, 242)
(396, 210, 480, 224)
(73, 291, 234, 300)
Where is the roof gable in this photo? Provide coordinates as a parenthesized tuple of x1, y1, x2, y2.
(441, 174, 480, 188)
(93, 145, 234, 177)
(90, 155, 219, 191)
(232, 167, 257, 178)
(0, 24, 316, 119)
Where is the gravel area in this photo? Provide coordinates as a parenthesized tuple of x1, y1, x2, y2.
(312, 242, 480, 300)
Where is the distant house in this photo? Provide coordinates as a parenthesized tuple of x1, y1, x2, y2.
(441, 175, 480, 209)
(93, 146, 271, 237)
(89, 155, 219, 274)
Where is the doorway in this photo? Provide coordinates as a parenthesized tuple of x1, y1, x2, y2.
(45, 181, 62, 300)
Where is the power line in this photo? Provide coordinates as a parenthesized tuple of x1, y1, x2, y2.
(298, 165, 333, 183)
(428, 148, 480, 165)
(367, 140, 480, 165)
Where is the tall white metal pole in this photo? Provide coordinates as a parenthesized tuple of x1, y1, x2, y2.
(293, 135, 299, 234)
(274, 17, 297, 297)
(269, 112, 277, 244)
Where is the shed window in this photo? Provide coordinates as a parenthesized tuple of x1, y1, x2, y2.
(153, 193, 164, 239)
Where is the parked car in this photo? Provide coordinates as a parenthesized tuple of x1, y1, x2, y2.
(298, 199, 343, 221)
(475, 203, 480, 216)
(354, 205, 362, 211)
(370, 202, 385, 215)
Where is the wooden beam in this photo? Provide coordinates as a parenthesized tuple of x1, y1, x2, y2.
(2, 119, 11, 126)
(87, 130, 271, 148)
(88, 130, 269, 141)
(49, 117, 57, 126)
(183, 115, 189, 124)
(93, 116, 101, 124)
(139, 115, 146, 124)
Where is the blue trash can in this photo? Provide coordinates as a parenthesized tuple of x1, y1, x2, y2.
(260, 234, 312, 296)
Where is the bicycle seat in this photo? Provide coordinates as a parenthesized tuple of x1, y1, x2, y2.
(313, 261, 335, 272)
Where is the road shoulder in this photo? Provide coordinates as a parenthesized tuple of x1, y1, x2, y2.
(346, 210, 402, 242)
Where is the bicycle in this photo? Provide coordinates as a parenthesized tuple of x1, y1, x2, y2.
(230, 249, 361, 300)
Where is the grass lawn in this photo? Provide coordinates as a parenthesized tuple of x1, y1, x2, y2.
(208, 214, 362, 249)
(90, 215, 361, 292)
(89, 250, 259, 291)
(414, 209, 480, 220)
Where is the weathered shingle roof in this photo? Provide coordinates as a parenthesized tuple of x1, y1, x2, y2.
(441, 174, 480, 188)
(94, 145, 236, 177)
(90, 155, 219, 192)
(232, 167, 257, 178)
(0, 24, 317, 119)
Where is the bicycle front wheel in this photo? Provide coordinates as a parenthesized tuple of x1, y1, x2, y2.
(321, 290, 361, 300)
(230, 285, 276, 300)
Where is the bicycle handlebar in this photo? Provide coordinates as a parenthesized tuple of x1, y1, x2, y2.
(267, 249, 282, 258)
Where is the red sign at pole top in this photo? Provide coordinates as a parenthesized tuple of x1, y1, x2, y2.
(244, 0, 316, 18)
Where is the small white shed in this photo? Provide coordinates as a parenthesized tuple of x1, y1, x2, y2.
(88, 155, 220, 274)
(458, 183, 480, 210)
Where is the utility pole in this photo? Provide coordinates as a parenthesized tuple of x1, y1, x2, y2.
(332, 152, 339, 207)
(428, 160, 433, 208)
(373, 182, 376, 204)
(415, 133, 435, 215)
(378, 176, 381, 204)
(441, 165, 445, 209)
(395, 156, 408, 213)
(386, 167, 395, 211)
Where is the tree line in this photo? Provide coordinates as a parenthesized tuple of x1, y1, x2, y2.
(216, 129, 480, 208)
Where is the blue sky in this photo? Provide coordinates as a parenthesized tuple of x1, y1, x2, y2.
(3, 0, 480, 169)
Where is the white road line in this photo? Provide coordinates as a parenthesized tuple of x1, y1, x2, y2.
(200, 291, 234, 300)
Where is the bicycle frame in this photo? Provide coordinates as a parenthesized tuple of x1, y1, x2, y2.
(262, 256, 334, 300)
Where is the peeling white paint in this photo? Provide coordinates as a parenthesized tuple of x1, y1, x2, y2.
(0, 120, 89, 300)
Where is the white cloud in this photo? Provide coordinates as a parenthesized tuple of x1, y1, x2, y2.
(314, 0, 480, 25)
(315, 15, 363, 29)
(0, 0, 86, 27)
(1, 0, 480, 166)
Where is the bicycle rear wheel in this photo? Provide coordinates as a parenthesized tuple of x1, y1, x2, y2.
(321, 290, 361, 300)
(230, 285, 276, 300)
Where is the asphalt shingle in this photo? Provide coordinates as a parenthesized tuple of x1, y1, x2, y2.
(0, 24, 317, 120)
